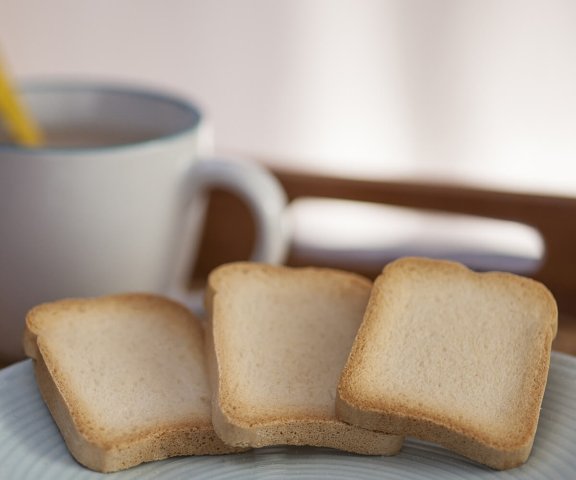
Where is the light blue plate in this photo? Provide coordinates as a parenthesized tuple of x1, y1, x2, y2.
(1, 353, 575, 479)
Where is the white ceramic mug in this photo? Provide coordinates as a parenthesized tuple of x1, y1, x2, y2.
(0, 82, 288, 363)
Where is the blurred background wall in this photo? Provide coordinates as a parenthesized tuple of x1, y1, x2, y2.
(2, 0, 576, 194)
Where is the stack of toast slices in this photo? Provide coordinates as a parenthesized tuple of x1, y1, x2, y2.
(23, 257, 557, 472)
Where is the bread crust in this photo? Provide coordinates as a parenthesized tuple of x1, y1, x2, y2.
(205, 262, 403, 455)
(336, 257, 558, 470)
(24, 293, 241, 472)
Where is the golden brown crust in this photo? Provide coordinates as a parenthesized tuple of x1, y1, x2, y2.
(205, 262, 403, 455)
(207, 262, 375, 424)
(34, 350, 234, 472)
(24, 293, 242, 472)
(336, 257, 558, 470)
(211, 396, 403, 454)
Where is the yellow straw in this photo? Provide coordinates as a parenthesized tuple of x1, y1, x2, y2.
(0, 55, 43, 147)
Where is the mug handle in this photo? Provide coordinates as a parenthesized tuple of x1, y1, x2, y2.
(166, 156, 289, 314)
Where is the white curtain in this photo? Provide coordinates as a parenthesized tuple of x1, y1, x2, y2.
(2, 0, 576, 193)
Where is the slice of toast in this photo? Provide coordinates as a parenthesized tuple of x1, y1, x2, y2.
(205, 262, 403, 455)
(23, 293, 241, 473)
(336, 257, 558, 469)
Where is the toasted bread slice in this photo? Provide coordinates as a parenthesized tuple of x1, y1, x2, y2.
(337, 257, 558, 469)
(23, 293, 240, 472)
(205, 262, 403, 455)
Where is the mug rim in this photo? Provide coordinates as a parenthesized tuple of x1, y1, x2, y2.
(0, 80, 203, 155)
